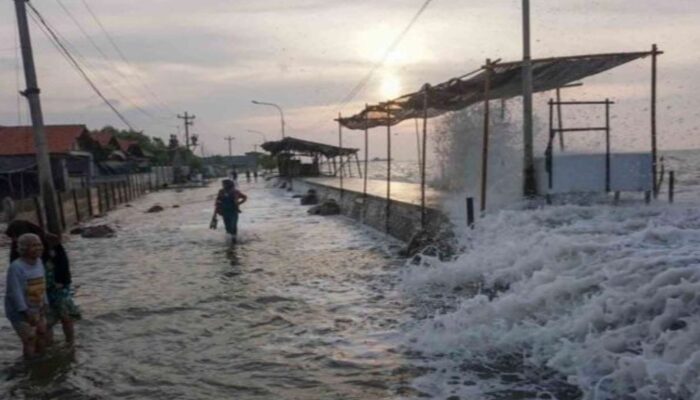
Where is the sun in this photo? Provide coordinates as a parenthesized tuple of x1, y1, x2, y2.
(380, 73, 402, 100)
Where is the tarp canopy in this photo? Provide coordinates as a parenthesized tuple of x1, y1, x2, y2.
(262, 136, 358, 158)
(338, 50, 654, 130)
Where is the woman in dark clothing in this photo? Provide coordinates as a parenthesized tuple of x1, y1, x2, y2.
(215, 179, 247, 242)
(5, 220, 80, 344)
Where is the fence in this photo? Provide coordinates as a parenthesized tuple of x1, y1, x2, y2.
(11, 170, 172, 231)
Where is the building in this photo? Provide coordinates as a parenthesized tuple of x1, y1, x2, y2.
(0, 124, 96, 199)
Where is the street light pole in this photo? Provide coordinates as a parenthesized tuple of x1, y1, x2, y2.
(251, 100, 285, 139)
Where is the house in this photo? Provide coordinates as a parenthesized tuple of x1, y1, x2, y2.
(90, 131, 152, 169)
(0, 124, 96, 199)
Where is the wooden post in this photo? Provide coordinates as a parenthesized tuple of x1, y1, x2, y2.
(72, 189, 81, 222)
(354, 154, 362, 178)
(110, 182, 116, 208)
(605, 99, 611, 192)
(547, 99, 555, 190)
(338, 113, 344, 199)
(651, 44, 659, 198)
(466, 197, 474, 229)
(57, 191, 66, 229)
(556, 87, 565, 151)
(363, 104, 369, 200)
(386, 106, 392, 233)
(480, 60, 492, 212)
(421, 86, 429, 230)
(125, 175, 131, 201)
(669, 170, 675, 203)
(97, 184, 103, 214)
(86, 187, 93, 217)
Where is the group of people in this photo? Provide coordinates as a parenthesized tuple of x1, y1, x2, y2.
(231, 168, 258, 183)
(4, 220, 80, 359)
(3, 174, 250, 358)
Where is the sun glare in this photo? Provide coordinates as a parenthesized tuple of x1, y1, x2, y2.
(380, 73, 402, 100)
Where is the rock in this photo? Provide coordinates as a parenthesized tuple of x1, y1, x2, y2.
(669, 320, 687, 331)
(307, 199, 340, 215)
(146, 205, 164, 213)
(69, 227, 83, 235)
(172, 205, 180, 208)
(125, 204, 132, 208)
(300, 189, 319, 205)
(80, 225, 116, 239)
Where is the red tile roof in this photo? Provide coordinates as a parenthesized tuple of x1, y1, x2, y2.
(116, 138, 137, 152)
(0, 125, 88, 156)
(90, 131, 116, 147)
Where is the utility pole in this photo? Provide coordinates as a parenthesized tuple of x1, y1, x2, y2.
(177, 112, 195, 151)
(224, 136, 235, 157)
(522, 0, 537, 197)
(14, 0, 61, 234)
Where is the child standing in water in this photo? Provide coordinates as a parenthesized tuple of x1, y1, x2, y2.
(215, 179, 248, 243)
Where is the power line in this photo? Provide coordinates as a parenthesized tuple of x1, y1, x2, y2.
(27, 3, 136, 131)
(80, 0, 176, 117)
(48, 0, 160, 121)
(54, 0, 170, 120)
(298, 0, 435, 132)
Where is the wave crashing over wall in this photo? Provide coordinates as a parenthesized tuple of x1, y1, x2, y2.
(403, 203, 700, 399)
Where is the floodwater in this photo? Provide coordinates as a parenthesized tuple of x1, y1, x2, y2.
(0, 181, 419, 399)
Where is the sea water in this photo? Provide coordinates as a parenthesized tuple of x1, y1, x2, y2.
(400, 149, 700, 399)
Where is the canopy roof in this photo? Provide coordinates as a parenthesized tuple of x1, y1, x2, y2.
(261, 137, 358, 158)
(338, 50, 655, 130)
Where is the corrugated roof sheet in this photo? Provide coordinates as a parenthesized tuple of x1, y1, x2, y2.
(261, 137, 358, 158)
(338, 50, 654, 130)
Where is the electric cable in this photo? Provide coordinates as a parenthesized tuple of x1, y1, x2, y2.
(54, 0, 171, 120)
(27, 3, 137, 131)
(80, 0, 177, 117)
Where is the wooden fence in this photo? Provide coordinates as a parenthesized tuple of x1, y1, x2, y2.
(12, 173, 157, 231)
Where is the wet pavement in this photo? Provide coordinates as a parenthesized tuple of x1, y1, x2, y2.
(0, 181, 418, 400)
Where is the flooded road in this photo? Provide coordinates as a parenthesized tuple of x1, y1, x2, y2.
(0, 182, 417, 399)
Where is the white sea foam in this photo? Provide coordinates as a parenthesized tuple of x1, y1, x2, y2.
(402, 202, 700, 399)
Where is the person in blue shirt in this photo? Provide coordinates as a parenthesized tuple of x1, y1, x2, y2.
(215, 179, 247, 242)
(5, 220, 80, 347)
(4, 233, 49, 359)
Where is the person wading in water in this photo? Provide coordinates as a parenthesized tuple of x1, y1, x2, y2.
(214, 179, 247, 243)
(4, 233, 49, 359)
(5, 220, 81, 347)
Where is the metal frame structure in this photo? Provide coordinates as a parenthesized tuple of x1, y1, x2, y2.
(336, 45, 661, 229)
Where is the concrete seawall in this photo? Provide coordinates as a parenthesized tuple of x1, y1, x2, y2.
(292, 178, 451, 243)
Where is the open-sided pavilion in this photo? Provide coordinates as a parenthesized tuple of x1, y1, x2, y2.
(337, 45, 662, 231)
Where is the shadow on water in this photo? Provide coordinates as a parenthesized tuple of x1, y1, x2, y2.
(1, 346, 80, 399)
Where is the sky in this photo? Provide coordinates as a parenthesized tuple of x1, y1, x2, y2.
(1, 0, 699, 159)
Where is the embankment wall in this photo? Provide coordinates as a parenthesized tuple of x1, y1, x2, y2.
(292, 178, 449, 243)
